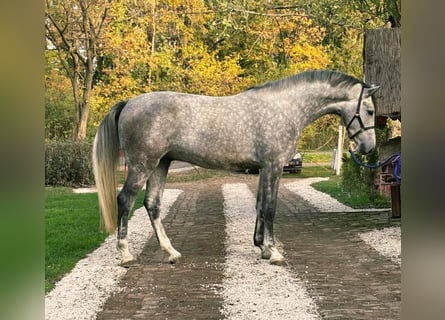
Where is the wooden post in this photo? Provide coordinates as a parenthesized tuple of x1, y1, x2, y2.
(390, 183, 401, 218)
(335, 125, 343, 175)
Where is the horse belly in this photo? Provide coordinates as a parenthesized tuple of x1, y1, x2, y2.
(168, 130, 259, 171)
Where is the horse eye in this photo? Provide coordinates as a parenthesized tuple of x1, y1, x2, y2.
(367, 110, 374, 116)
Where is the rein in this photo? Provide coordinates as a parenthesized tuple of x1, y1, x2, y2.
(348, 148, 401, 182)
(345, 86, 375, 139)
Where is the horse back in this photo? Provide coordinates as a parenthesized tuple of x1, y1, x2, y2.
(117, 91, 295, 170)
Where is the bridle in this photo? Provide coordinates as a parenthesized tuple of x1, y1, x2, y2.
(345, 85, 375, 139)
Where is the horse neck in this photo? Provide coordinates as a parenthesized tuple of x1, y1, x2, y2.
(285, 82, 352, 126)
(244, 80, 355, 128)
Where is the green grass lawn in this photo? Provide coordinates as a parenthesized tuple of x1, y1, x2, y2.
(282, 165, 335, 179)
(44, 187, 144, 293)
(300, 151, 333, 163)
(311, 175, 390, 208)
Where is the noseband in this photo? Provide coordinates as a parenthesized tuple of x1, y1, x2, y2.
(345, 86, 375, 139)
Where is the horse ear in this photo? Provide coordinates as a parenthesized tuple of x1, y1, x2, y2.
(364, 85, 380, 97)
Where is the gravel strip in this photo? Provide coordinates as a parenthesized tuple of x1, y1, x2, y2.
(359, 227, 401, 264)
(221, 183, 320, 320)
(285, 177, 354, 212)
(45, 189, 183, 320)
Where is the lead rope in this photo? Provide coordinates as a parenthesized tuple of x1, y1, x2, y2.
(348, 148, 401, 182)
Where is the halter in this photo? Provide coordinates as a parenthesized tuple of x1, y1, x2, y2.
(345, 85, 375, 139)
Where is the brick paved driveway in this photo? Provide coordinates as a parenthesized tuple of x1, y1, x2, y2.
(97, 174, 400, 319)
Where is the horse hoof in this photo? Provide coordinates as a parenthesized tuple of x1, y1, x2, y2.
(270, 252, 286, 266)
(120, 255, 136, 267)
(261, 251, 271, 260)
(260, 246, 272, 259)
(168, 252, 182, 264)
(270, 257, 286, 266)
(120, 259, 138, 268)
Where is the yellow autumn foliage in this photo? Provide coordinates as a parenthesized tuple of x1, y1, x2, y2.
(81, 1, 335, 138)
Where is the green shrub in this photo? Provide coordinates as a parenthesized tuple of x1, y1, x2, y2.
(340, 127, 387, 205)
(341, 149, 381, 205)
(341, 152, 368, 194)
(45, 141, 94, 187)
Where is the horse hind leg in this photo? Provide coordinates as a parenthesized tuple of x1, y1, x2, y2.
(144, 158, 182, 263)
(254, 177, 265, 247)
(256, 167, 286, 265)
(117, 169, 147, 265)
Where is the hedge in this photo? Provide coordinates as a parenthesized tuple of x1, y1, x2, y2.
(45, 141, 94, 187)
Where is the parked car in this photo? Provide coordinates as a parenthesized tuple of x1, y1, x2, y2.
(283, 152, 303, 174)
(240, 152, 303, 174)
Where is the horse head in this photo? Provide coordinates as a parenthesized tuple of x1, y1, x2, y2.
(343, 84, 379, 154)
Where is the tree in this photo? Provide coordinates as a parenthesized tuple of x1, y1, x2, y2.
(45, 0, 113, 141)
(356, 0, 401, 27)
(47, 0, 392, 142)
(87, 0, 333, 137)
(45, 53, 76, 141)
(296, 0, 400, 76)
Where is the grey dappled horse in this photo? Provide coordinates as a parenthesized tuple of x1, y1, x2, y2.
(93, 70, 379, 265)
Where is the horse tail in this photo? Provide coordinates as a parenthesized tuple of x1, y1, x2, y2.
(92, 100, 127, 233)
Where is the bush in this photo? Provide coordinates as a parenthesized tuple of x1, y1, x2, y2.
(45, 141, 94, 187)
(341, 153, 370, 194)
(340, 126, 388, 205)
(341, 148, 384, 206)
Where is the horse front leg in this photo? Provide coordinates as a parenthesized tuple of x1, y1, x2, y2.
(256, 166, 286, 265)
(144, 158, 181, 263)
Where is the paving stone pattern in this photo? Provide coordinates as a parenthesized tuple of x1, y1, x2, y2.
(96, 175, 400, 319)
(274, 185, 401, 320)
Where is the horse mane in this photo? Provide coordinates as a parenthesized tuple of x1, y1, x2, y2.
(247, 70, 369, 92)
